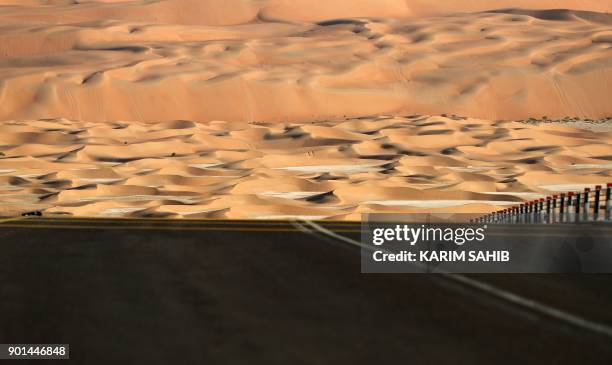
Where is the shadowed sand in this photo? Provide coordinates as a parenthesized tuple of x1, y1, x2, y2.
(0, 1, 611, 219)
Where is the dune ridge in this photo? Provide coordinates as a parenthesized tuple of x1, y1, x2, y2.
(1, 1, 610, 25)
(1, 1, 611, 218)
(1, 116, 610, 219)
(0, 1, 611, 122)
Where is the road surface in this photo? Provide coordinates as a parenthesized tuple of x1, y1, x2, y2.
(0, 217, 611, 364)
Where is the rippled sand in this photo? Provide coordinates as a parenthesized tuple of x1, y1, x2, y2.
(1, 116, 610, 219)
(0, 3, 611, 122)
(0, 1, 611, 218)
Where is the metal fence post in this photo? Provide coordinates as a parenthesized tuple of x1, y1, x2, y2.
(594, 186, 601, 221)
(606, 183, 611, 221)
(575, 191, 581, 223)
(583, 188, 590, 222)
(559, 194, 565, 223)
(567, 192, 574, 222)
(552, 195, 558, 223)
(514, 206, 519, 224)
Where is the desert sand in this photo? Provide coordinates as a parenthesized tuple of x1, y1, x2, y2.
(0, 1, 611, 219)
(1, 116, 610, 219)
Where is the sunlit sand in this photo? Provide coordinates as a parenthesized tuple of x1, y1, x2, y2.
(0, 1, 611, 219)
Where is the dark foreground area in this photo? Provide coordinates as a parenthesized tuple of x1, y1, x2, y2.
(0, 217, 611, 364)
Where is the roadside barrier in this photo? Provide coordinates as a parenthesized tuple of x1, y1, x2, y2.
(473, 183, 612, 224)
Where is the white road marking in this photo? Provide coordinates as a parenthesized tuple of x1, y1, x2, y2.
(303, 220, 612, 339)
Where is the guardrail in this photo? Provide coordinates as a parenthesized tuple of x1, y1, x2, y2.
(473, 183, 612, 224)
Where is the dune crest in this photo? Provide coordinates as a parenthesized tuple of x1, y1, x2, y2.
(1, 1, 611, 218)
(0, 1, 611, 122)
(1, 116, 610, 219)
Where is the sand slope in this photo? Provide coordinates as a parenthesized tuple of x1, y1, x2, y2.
(0, 1, 611, 122)
(1, 1, 611, 219)
(1, 116, 610, 219)
(1, 1, 610, 25)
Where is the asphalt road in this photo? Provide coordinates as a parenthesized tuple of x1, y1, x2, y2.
(0, 217, 611, 364)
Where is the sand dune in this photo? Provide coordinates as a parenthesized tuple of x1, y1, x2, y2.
(1, 1, 611, 218)
(0, 1, 609, 25)
(0, 1, 611, 122)
(1, 116, 610, 219)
